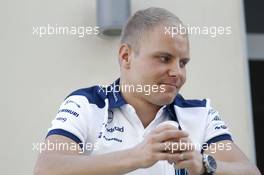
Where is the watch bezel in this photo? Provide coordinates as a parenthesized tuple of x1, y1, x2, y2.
(202, 154, 217, 174)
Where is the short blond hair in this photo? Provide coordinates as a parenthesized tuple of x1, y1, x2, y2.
(120, 7, 185, 54)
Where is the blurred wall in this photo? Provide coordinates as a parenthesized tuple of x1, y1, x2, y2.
(0, 0, 255, 174)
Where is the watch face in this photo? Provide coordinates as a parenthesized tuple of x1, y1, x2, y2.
(207, 155, 217, 171)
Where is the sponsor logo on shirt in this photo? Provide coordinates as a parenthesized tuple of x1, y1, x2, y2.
(97, 121, 124, 142)
(64, 100, 81, 108)
(58, 109, 79, 117)
(103, 136, 123, 142)
(212, 115, 221, 121)
(208, 108, 217, 115)
(106, 126, 124, 132)
(56, 117, 67, 122)
(215, 124, 227, 130)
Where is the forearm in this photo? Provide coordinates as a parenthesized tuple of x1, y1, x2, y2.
(215, 161, 261, 175)
(34, 148, 140, 175)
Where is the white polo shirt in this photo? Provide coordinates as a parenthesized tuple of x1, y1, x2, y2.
(47, 78, 232, 175)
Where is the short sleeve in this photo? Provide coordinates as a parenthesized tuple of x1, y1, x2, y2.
(203, 99, 233, 145)
(46, 95, 90, 148)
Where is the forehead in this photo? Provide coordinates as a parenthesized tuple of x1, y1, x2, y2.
(140, 25, 189, 57)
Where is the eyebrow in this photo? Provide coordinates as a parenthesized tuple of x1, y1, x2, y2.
(153, 51, 190, 60)
(182, 57, 190, 62)
(153, 51, 174, 58)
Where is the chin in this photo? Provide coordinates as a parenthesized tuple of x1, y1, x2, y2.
(154, 93, 176, 106)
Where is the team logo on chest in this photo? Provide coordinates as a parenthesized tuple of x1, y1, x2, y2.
(97, 110, 125, 143)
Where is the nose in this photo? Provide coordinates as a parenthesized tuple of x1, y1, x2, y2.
(168, 60, 184, 77)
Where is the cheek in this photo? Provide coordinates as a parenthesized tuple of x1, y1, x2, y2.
(145, 66, 167, 81)
(137, 60, 164, 76)
(149, 61, 170, 74)
(180, 71, 187, 85)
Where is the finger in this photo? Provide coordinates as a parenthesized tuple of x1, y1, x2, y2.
(161, 141, 185, 153)
(173, 152, 202, 170)
(169, 135, 190, 142)
(155, 130, 189, 142)
(172, 136, 195, 152)
(169, 152, 184, 162)
(169, 141, 196, 152)
(172, 151, 200, 163)
(154, 152, 175, 161)
(152, 142, 178, 153)
(179, 137, 191, 143)
(152, 142, 171, 152)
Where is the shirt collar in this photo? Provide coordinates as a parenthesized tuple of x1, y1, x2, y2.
(107, 78, 178, 121)
(107, 78, 127, 109)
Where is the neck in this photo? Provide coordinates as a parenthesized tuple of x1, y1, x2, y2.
(120, 79, 161, 128)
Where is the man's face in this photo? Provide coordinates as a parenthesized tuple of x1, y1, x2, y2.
(122, 25, 190, 106)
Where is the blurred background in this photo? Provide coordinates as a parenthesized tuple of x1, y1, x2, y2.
(0, 0, 263, 174)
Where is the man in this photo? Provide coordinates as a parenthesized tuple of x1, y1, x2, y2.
(34, 7, 261, 175)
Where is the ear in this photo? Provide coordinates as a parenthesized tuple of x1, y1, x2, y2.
(118, 44, 132, 69)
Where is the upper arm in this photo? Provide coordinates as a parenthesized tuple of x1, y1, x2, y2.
(41, 135, 82, 155)
(34, 92, 100, 174)
(45, 94, 92, 154)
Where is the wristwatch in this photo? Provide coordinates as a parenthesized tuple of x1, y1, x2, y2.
(202, 154, 217, 175)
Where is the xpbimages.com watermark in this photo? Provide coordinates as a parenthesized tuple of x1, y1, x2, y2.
(99, 84, 167, 96)
(164, 140, 232, 154)
(164, 24, 232, 38)
(32, 24, 232, 38)
(32, 140, 232, 154)
(32, 24, 100, 38)
(32, 140, 99, 154)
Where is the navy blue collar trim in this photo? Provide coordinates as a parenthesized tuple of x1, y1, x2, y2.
(164, 103, 181, 129)
(174, 94, 206, 107)
(108, 78, 127, 109)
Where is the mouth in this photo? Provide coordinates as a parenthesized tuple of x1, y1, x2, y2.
(160, 83, 178, 89)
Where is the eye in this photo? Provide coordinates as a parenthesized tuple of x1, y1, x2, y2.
(160, 56, 171, 63)
(180, 59, 189, 68)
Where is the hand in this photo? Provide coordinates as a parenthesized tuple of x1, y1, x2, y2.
(131, 124, 189, 169)
(171, 140, 205, 175)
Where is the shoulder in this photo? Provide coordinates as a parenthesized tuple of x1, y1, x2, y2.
(65, 85, 108, 109)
